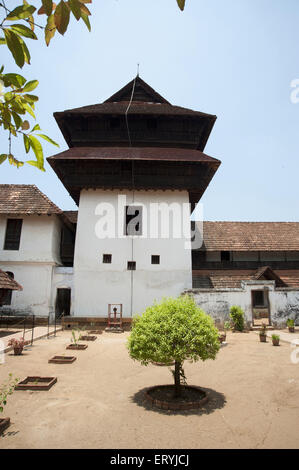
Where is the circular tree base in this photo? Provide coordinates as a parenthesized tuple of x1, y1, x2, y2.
(145, 385, 208, 410)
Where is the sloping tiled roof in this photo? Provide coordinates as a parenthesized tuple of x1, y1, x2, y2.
(192, 268, 299, 289)
(59, 101, 216, 119)
(0, 185, 62, 216)
(57, 76, 216, 120)
(0, 270, 22, 290)
(200, 222, 299, 251)
(47, 147, 221, 163)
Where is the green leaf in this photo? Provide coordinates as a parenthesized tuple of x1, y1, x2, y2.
(8, 154, 24, 168)
(23, 94, 39, 102)
(176, 0, 185, 10)
(69, 0, 81, 20)
(54, 1, 70, 35)
(22, 102, 35, 118)
(42, 0, 53, 16)
(18, 36, 31, 65)
(10, 24, 37, 40)
(36, 134, 59, 147)
(12, 111, 22, 129)
(80, 12, 91, 32)
(3, 29, 25, 68)
(23, 134, 30, 153)
(2, 107, 11, 127)
(45, 14, 56, 46)
(27, 160, 45, 172)
(0, 154, 8, 164)
(28, 135, 44, 169)
(6, 5, 36, 21)
(3, 73, 26, 87)
(0, 38, 6, 45)
(31, 123, 41, 132)
(22, 80, 38, 93)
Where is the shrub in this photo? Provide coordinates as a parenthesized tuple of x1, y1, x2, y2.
(0, 373, 19, 414)
(127, 295, 220, 397)
(287, 319, 295, 327)
(229, 306, 245, 331)
(272, 334, 280, 341)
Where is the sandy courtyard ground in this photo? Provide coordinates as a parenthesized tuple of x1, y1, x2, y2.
(0, 329, 299, 449)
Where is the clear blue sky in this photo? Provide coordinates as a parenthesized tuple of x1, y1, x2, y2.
(1, 0, 299, 221)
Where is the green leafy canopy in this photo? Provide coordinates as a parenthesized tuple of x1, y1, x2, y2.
(128, 295, 220, 366)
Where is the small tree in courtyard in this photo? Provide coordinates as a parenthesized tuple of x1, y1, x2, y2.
(128, 295, 220, 398)
(229, 305, 245, 331)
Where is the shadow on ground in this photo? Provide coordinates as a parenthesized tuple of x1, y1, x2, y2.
(131, 386, 226, 416)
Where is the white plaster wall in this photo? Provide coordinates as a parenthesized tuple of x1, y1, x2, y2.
(51, 267, 74, 316)
(0, 215, 62, 263)
(0, 262, 53, 316)
(73, 189, 192, 317)
(186, 281, 299, 327)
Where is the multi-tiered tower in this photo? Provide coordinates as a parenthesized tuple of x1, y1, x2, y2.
(48, 76, 220, 318)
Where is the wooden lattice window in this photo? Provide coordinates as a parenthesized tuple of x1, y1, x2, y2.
(151, 255, 160, 265)
(4, 219, 23, 250)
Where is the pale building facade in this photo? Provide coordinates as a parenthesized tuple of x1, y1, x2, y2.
(1, 77, 299, 327)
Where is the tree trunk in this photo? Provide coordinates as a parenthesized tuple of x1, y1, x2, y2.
(174, 360, 182, 397)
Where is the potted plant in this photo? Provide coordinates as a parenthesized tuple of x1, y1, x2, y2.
(7, 337, 26, 355)
(287, 319, 295, 333)
(259, 323, 267, 342)
(272, 334, 280, 346)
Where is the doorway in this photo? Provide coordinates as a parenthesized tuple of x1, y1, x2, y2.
(251, 289, 270, 326)
(55, 288, 71, 318)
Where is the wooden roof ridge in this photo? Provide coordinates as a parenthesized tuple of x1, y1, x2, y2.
(104, 76, 171, 104)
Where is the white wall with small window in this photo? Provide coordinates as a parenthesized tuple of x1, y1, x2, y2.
(0, 214, 64, 316)
(73, 189, 192, 317)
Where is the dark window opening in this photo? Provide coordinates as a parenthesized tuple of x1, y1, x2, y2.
(127, 261, 136, 271)
(221, 251, 231, 261)
(4, 219, 23, 250)
(103, 254, 112, 264)
(55, 288, 71, 318)
(252, 290, 266, 307)
(110, 118, 121, 129)
(147, 119, 157, 130)
(2, 272, 14, 305)
(125, 205, 143, 236)
(151, 255, 160, 265)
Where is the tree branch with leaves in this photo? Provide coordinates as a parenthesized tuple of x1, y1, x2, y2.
(0, 0, 185, 171)
(0, 0, 92, 170)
